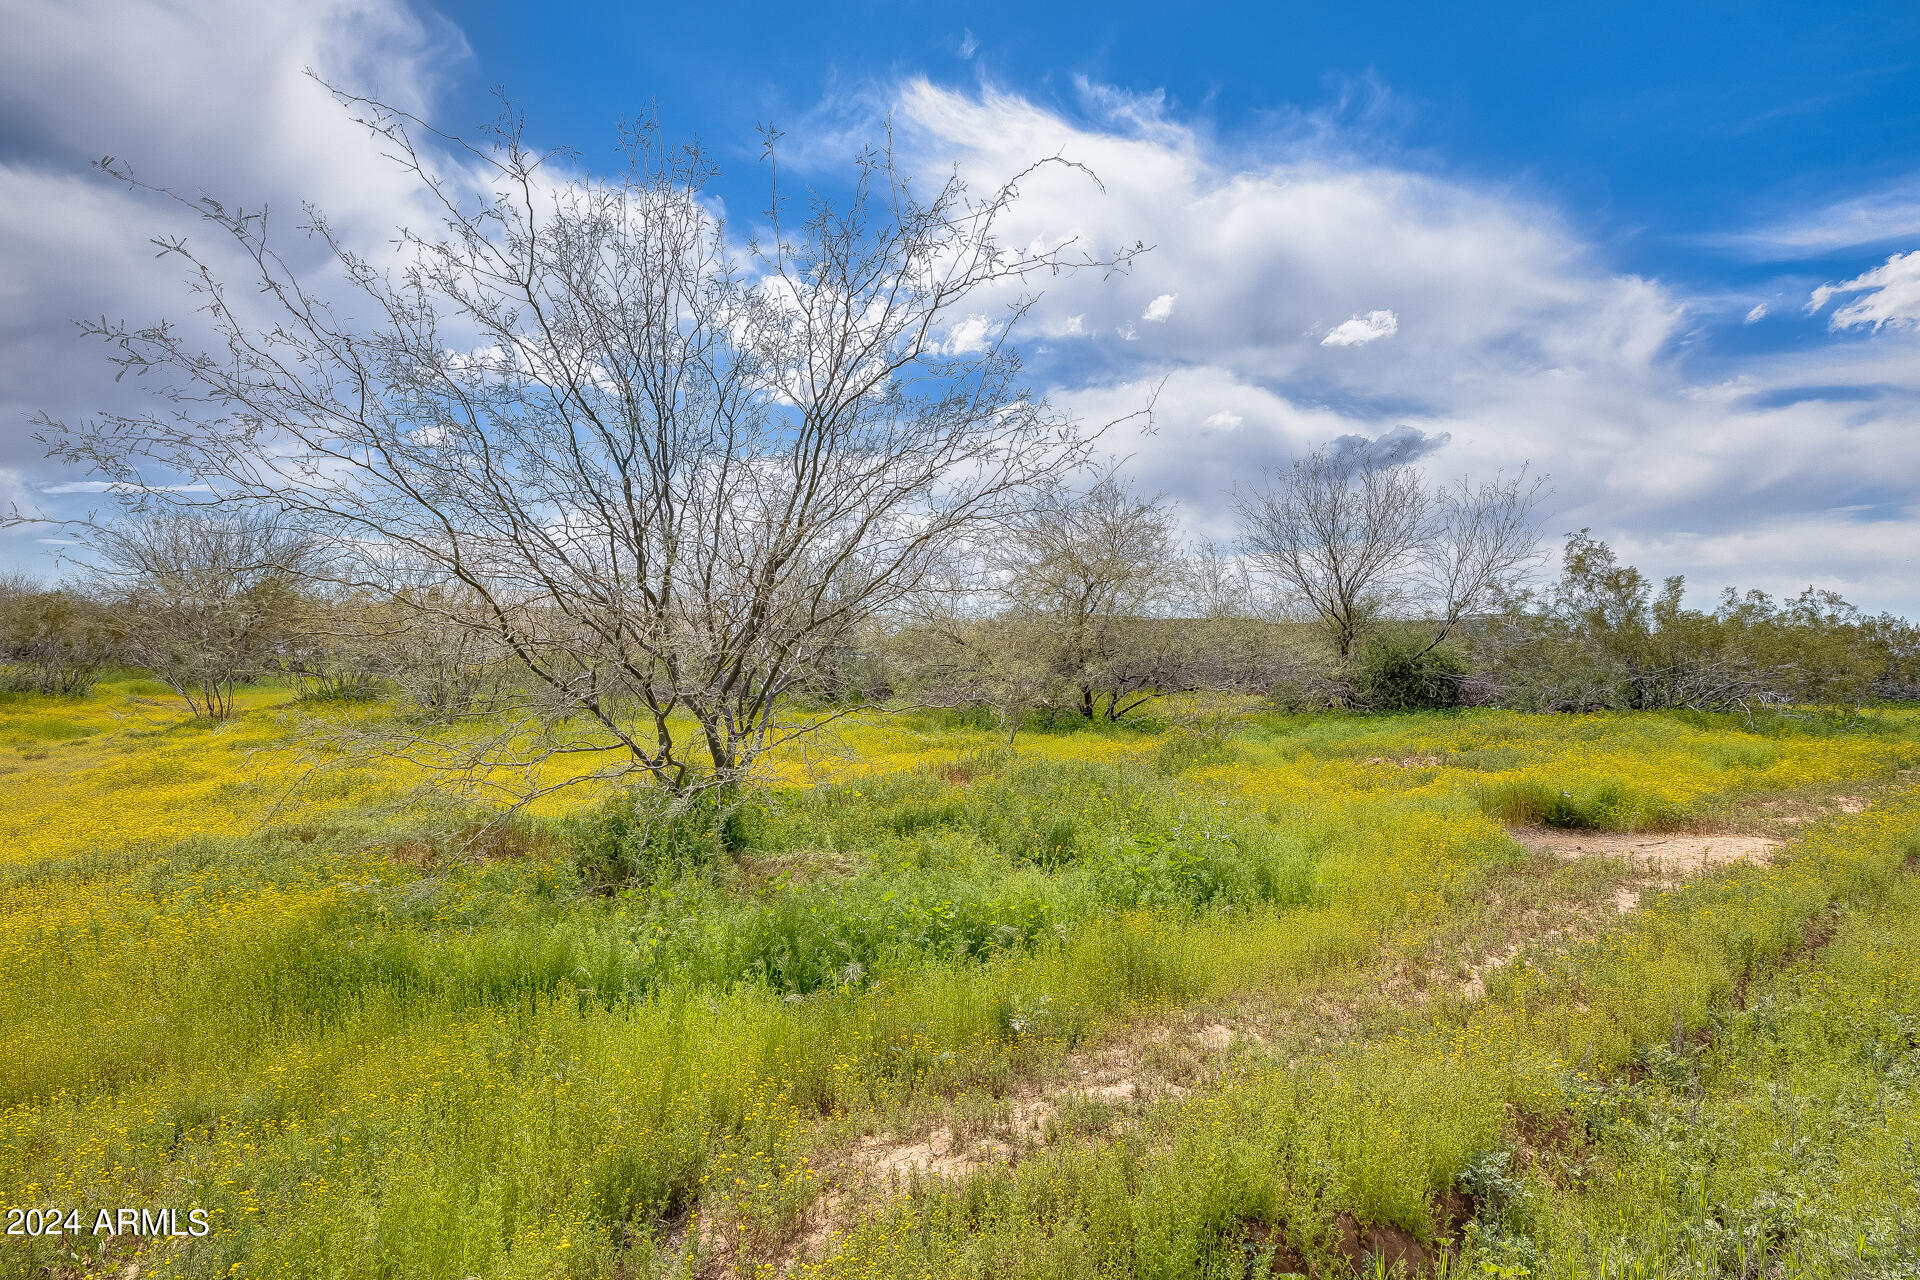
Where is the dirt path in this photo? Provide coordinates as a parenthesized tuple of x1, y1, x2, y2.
(705, 797, 1883, 1276)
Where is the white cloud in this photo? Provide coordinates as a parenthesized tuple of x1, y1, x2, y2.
(1720, 180, 1920, 257)
(1320, 309, 1399, 347)
(942, 313, 998, 354)
(1614, 513, 1920, 613)
(1743, 303, 1769, 324)
(6, 35, 1918, 614)
(1808, 251, 1920, 331)
(40, 481, 216, 495)
(37, 481, 121, 495)
(873, 78, 1920, 612)
(958, 28, 977, 59)
(0, 0, 470, 577)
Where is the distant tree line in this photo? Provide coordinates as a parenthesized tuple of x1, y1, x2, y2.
(848, 450, 1920, 730)
(8, 453, 1914, 736)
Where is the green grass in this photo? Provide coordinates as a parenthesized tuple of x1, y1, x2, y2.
(1523, 847, 1920, 1277)
(0, 713, 96, 746)
(0, 694, 1917, 1278)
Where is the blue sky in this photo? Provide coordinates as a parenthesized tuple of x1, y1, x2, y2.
(437, 2, 1920, 291)
(2, 1, 1918, 609)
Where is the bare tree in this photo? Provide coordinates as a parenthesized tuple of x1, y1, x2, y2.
(1184, 540, 1256, 622)
(375, 589, 524, 718)
(1420, 471, 1551, 653)
(1232, 450, 1427, 663)
(1232, 445, 1543, 679)
(884, 602, 1064, 744)
(31, 90, 1142, 806)
(1172, 542, 1332, 703)
(85, 510, 316, 719)
(1000, 472, 1184, 720)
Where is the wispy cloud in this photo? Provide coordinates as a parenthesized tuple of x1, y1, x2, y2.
(1808, 251, 1920, 330)
(1743, 302, 1769, 323)
(1717, 179, 1920, 257)
(39, 481, 215, 494)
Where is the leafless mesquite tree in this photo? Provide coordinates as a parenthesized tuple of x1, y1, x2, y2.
(33, 88, 1144, 804)
(1000, 472, 1185, 720)
(85, 509, 318, 719)
(1232, 446, 1545, 668)
(884, 600, 1066, 745)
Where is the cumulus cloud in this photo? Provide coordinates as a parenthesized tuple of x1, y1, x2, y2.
(5, 29, 1918, 614)
(1320, 309, 1399, 347)
(884, 77, 1684, 402)
(942, 313, 998, 354)
(873, 78, 1920, 612)
(1809, 251, 1920, 331)
(0, 0, 468, 571)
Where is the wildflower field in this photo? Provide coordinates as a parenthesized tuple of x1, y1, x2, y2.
(3, 678, 1918, 1279)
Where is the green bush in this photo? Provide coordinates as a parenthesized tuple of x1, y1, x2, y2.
(1152, 729, 1237, 775)
(1350, 632, 1468, 712)
(561, 784, 758, 889)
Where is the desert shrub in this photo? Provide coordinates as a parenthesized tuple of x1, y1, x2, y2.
(1476, 775, 1691, 831)
(1085, 827, 1317, 912)
(381, 605, 527, 719)
(0, 577, 116, 696)
(1350, 631, 1468, 712)
(1472, 532, 1912, 712)
(562, 784, 760, 888)
(289, 667, 387, 702)
(1152, 728, 1239, 775)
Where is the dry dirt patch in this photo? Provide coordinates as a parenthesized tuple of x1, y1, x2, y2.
(757, 820, 1809, 1270)
(1761, 793, 1869, 825)
(1510, 826, 1782, 913)
(1511, 826, 1782, 873)
(826, 1018, 1258, 1188)
(850, 1127, 1009, 1182)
